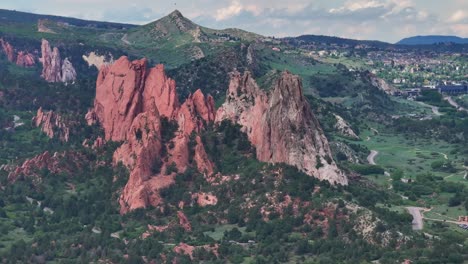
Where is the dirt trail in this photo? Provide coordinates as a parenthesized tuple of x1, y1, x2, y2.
(417, 101, 442, 116)
(121, 34, 131, 45)
(445, 96, 467, 112)
(406, 207, 426, 230)
(367, 150, 378, 165)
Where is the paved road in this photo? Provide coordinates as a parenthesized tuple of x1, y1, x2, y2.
(406, 207, 424, 230)
(445, 96, 467, 112)
(367, 150, 378, 165)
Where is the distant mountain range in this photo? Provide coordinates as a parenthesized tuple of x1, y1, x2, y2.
(397, 35, 468, 45)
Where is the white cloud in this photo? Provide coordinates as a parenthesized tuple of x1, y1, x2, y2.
(215, 1, 243, 21)
(448, 10, 467, 23)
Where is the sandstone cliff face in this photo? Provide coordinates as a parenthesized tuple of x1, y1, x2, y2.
(40, 39, 76, 83)
(216, 71, 347, 185)
(90, 56, 216, 214)
(40, 39, 62, 82)
(33, 107, 70, 142)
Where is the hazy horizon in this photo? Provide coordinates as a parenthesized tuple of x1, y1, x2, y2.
(2, 0, 467, 43)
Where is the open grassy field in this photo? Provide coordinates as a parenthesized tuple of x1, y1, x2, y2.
(357, 124, 465, 181)
(348, 120, 467, 232)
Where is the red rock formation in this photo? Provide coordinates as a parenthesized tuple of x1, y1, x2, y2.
(90, 56, 216, 214)
(16, 51, 35, 67)
(85, 109, 97, 126)
(40, 39, 62, 82)
(173, 243, 196, 258)
(0, 39, 15, 62)
(143, 65, 179, 119)
(194, 136, 214, 176)
(0, 39, 35, 67)
(192, 192, 218, 207)
(7, 151, 84, 183)
(173, 243, 218, 260)
(216, 71, 347, 185)
(93, 57, 148, 141)
(33, 107, 70, 142)
(177, 211, 192, 231)
(93, 137, 105, 149)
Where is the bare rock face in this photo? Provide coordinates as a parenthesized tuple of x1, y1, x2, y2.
(369, 73, 398, 95)
(33, 107, 70, 142)
(82, 52, 113, 69)
(143, 64, 180, 120)
(0, 38, 15, 62)
(40, 39, 77, 83)
(334, 114, 359, 139)
(16, 51, 35, 67)
(93, 57, 148, 141)
(40, 39, 62, 82)
(216, 71, 347, 185)
(0, 39, 35, 67)
(61, 58, 77, 84)
(194, 135, 214, 176)
(177, 211, 192, 231)
(90, 56, 216, 214)
(37, 19, 56, 33)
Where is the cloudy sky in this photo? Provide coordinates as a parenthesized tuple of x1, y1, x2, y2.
(2, 0, 467, 42)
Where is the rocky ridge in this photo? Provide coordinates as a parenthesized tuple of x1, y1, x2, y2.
(6, 151, 85, 184)
(87, 56, 215, 214)
(33, 107, 70, 142)
(40, 39, 76, 83)
(88, 56, 347, 214)
(0, 38, 35, 67)
(216, 71, 347, 185)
